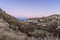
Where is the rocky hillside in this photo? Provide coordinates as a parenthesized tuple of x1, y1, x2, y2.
(27, 14, 60, 32)
(24, 14, 60, 39)
(26, 14, 60, 33)
(0, 8, 42, 40)
(0, 8, 60, 40)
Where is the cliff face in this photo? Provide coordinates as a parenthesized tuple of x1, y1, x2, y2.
(0, 8, 60, 40)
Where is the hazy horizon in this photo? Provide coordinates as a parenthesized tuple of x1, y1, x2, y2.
(0, 0, 60, 18)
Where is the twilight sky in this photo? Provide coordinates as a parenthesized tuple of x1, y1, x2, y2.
(0, 0, 60, 18)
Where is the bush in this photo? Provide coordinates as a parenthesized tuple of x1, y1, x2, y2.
(9, 24, 17, 31)
(0, 35, 16, 40)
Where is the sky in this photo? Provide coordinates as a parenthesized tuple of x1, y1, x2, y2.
(0, 0, 60, 18)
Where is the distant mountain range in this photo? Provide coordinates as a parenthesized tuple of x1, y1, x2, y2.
(18, 18, 28, 21)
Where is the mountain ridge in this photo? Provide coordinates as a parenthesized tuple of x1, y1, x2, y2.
(0, 8, 60, 40)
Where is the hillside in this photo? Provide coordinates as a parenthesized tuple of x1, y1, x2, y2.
(0, 8, 60, 40)
(0, 8, 40, 40)
(24, 14, 60, 39)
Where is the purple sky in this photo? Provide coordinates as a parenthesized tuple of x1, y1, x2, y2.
(0, 0, 60, 18)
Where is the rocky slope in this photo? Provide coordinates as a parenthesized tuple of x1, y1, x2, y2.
(27, 14, 60, 32)
(0, 8, 60, 40)
(0, 8, 42, 40)
(0, 8, 28, 40)
(25, 14, 60, 39)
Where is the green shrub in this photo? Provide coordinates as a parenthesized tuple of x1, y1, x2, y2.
(9, 25, 17, 31)
(0, 35, 16, 40)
